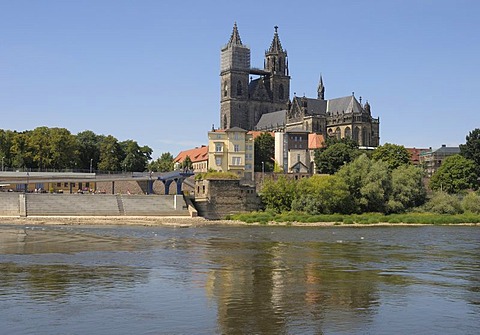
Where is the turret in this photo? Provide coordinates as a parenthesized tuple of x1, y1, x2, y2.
(317, 75, 325, 100)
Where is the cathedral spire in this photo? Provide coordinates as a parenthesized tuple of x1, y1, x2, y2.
(227, 22, 243, 47)
(317, 75, 325, 100)
(267, 25, 284, 53)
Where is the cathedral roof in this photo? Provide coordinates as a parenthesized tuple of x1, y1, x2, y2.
(227, 22, 244, 47)
(292, 96, 327, 115)
(267, 26, 284, 54)
(255, 110, 287, 130)
(326, 95, 364, 115)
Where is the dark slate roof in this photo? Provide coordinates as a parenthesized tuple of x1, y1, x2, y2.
(327, 95, 363, 115)
(292, 96, 327, 115)
(255, 110, 287, 130)
(433, 146, 460, 154)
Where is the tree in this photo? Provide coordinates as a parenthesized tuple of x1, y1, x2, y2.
(371, 143, 411, 170)
(314, 142, 360, 174)
(388, 165, 426, 213)
(120, 140, 152, 172)
(98, 135, 122, 171)
(77, 130, 102, 171)
(337, 154, 391, 213)
(460, 128, 480, 175)
(254, 132, 274, 172)
(182, 155, 193, 170)
(429, 155, 477, 193)
(291, 174, 353, 214)
(260, 175, 297, 213)
(149, 152, 174, 172)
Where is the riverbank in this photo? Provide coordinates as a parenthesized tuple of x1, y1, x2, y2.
(0, 216, 479, 227)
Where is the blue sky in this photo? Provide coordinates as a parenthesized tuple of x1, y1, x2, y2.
(1, 0, 479, 158)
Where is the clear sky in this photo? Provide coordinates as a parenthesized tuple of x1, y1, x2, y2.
(1, 0, 479, 158)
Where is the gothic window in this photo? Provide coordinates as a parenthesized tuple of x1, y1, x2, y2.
(223, 81, 228, 97)
(223, 115, 228, 129)
(335, 127, 341, 140)
(279, 84, 284, 100)
(278, 58, 282, 72)
(353, 127, 360, 143)
(237, 80, 243, 96)
(345, 127, 351, 139)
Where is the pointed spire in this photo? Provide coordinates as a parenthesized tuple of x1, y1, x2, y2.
(317, 75, 325, 100)
(267, 25, 284, 53)
(227, 22, 243, 47)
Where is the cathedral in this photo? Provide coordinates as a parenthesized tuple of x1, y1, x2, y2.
(220, 23, 380, 147)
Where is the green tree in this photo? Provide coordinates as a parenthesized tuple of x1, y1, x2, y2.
(254, 132, 274, 172)
(337, 154, 391, 213)
(182, 155, 193, 170)
(422, 191, 463, 214)
(460, 128, 480, 175)
(120, 140, 152, 172)
(315, 142, 360, 174)
(291, 174, 353, 214)
(26, 127, 52, 169)
(260, 175, 297, 213)
(149, 152, 174, 172)
(10, 131, 31, 169)
(387, 165, 426, 213)
(48, 128, 78, 169)
(77, 130, 102, 171)
(98, 135, 122, 171)
(461, 191, 480, 214)
(429, 155, 477, 193)
(371, 143, 411, 170)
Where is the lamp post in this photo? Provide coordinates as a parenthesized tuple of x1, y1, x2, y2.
(262, 161, 265, 183)
(90, 158, 93, 173)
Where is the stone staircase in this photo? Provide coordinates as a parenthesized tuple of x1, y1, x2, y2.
(0, 193, 191, 217)
(26, 194, 120, 216)
(121, 195, 188, 216)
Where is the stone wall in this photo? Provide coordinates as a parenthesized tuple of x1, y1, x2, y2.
(194, 179, 260, 220)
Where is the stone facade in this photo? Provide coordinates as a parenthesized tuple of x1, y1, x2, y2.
(194, 178, 260, 220)
(220, 24, 290, 131)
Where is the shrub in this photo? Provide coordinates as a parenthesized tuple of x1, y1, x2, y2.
(461, 191, 480, 214)
(422, 191, 463, 214)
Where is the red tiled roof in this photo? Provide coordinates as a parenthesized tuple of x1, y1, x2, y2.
(308, 133, 325, 149)
(406, 147, 430, 164)
(174, 145, 208, 163)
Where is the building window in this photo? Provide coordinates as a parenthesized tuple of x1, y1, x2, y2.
(215, 157, 222, 166)
(297, 154, 300, 162)
(232, 157, 241, 165)
(234, 133, 239, 140)
(279, 84, 284, 100)
(234, 144, 240, 152)
(223, 81, 228, 97)
(215, 143, 222, 152)
(237, 80, 243, 96)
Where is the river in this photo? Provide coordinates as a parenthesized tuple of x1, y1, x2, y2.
(0, 224, 479, 334)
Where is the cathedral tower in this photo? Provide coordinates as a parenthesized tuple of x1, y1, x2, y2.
(264, 26, 290, 104)
(220, 23, 250, 130)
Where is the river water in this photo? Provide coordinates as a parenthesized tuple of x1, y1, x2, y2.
(0, 224, 479, 334)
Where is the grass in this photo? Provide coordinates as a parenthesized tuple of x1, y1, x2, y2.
(229, 211, 480, 225)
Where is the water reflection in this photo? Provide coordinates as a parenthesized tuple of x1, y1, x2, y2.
(0, 225, 479, 334)
(0, 263, 148, 302)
